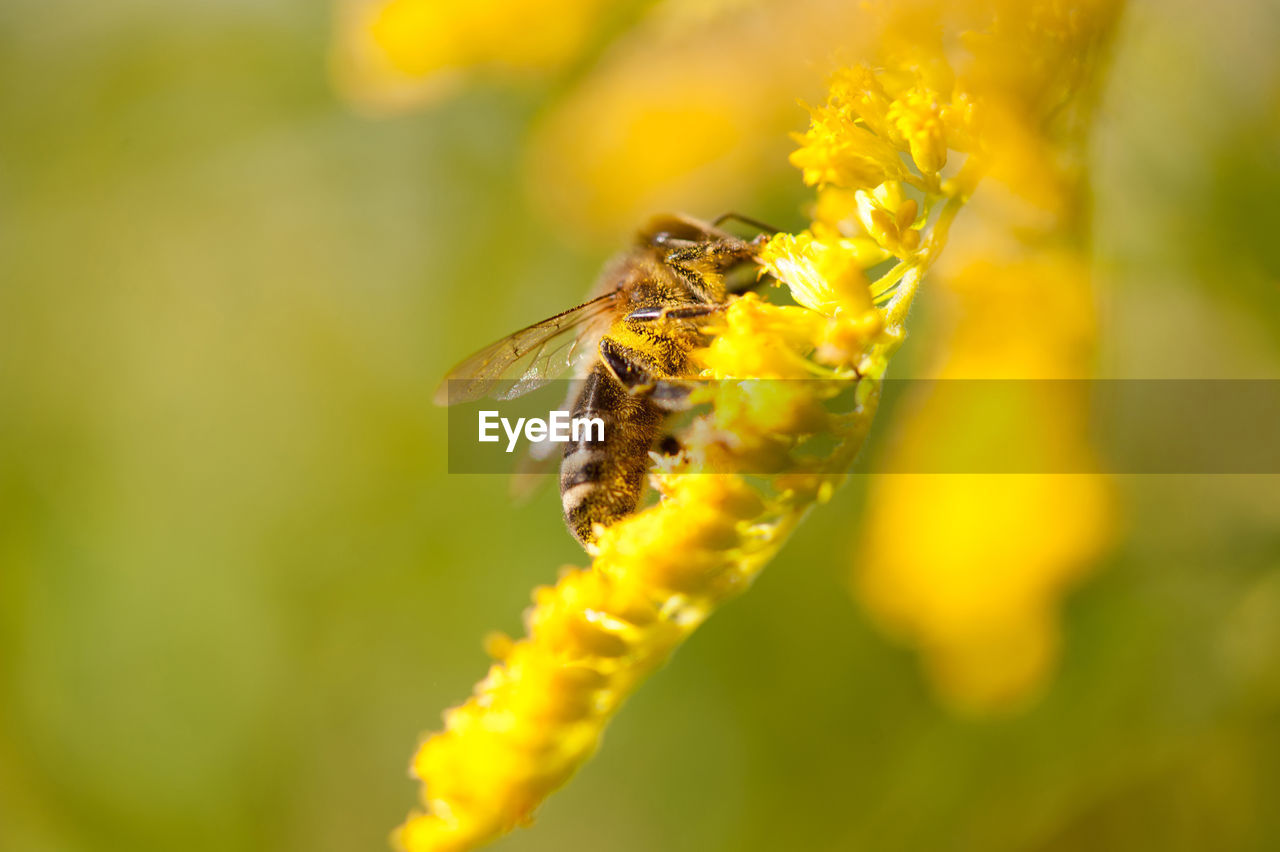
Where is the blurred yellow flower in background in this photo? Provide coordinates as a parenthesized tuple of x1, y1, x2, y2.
(333, 0, 613, 111)
(524, 0, 883, 238)
(336, 0, 879, 234)
(855, 258, 1115, 709)
(854, 0, 1122, 713)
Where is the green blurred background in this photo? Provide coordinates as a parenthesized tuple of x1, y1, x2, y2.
(2, 1, 1279, 851)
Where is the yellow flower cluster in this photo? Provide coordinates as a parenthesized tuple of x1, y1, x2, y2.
(397, 1, 1123, 847)
(790, 63, 973, 195)
(397, 43, 979, 852)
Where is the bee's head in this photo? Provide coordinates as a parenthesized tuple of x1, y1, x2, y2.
(638, 214, 726, 247)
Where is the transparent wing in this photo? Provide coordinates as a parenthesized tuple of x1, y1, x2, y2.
(433, 292, 618, 405)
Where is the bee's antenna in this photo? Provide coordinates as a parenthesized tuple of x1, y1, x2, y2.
(712, 212, 783, 235)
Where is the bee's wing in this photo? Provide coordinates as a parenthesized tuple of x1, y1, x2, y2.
(509, 375, 585, 502)
(433, 292, 618, 405)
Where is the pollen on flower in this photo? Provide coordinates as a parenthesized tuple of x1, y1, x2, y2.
(756, 234, 885, 368)
(789, 110, 904, 191)
(887, 86, 950, 174)
(791, 61, 978, 194)
(854, 182, 921, 257)
(758, 233, 876, 319)
(693, 294, 823, 379)
(809, 187, 893, 260)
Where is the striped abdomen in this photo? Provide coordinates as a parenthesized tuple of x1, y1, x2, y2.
(560, 362, 664, 545)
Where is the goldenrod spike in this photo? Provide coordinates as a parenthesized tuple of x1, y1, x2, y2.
(397, 1, 1123, 846)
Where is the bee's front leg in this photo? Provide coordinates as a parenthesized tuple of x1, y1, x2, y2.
(659, 234, 770, 295)
(661, 237, 760, 277)
(598, 338, 695, 412)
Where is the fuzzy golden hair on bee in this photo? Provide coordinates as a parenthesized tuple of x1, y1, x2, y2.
(436, 213, 769, 546)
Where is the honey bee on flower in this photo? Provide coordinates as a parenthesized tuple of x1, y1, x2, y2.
(435, 214, 773, 546)
(379, 1, 1126, 850)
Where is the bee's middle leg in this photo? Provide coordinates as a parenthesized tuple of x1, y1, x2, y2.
(623, 303, 725, 322)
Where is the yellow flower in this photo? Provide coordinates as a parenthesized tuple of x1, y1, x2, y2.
(853, 181, 921, 257)
(791, 59, 979, 196)
(693, 294, 823, 379)
(809, 186, 891, 258)
(393, 1, 1123, 847)
(396, 77, 952, 849)
(858, 473, 1111, 710)
(887, 85, 950, 173)
(757, 232, 887, 368)
(789, 115, 905, 192)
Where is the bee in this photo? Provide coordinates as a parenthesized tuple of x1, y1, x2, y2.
(435, 213, 771, 547)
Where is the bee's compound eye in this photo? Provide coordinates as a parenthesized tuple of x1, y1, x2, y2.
(640, 214, 713, 245)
